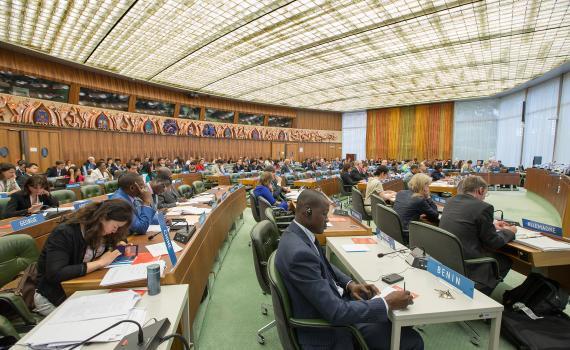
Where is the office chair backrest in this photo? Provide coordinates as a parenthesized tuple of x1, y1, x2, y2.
(350, 188, 367, 219)
(0, 234, 39, 287)
(250, 194, 261, 222)
(250, 221, 280, 295)
(50, 189, 77, 204)
(264, 207, 279, 233)
(370, 193, 386, 225)
(0, 197, 11, 217)
(192, 180, 205, 194)
(408, 221, 466, 275)
(80, 184, 103, 199)
(267, 252, 297, 350)
(258, 196, 272, 221)
(177, 184, 193, 199)
(375, 204, 406, 245)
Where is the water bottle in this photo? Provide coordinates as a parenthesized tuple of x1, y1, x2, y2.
(147, 264, 161, 295)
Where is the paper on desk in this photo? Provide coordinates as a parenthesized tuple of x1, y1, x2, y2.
(514, 235, 570, 251)
(326, 222, 333, 227)
(342, 244, 370, 252)
(49, 290, 141, 323)
(146, 224, 162, 233)
(377, 285, 419, 299)
(167, 207, 211, 216)
(146, 241, 183, 257)
(188, 195, 215, 203)
(100, 260, 166, 286)
(515, 227, 542, 240)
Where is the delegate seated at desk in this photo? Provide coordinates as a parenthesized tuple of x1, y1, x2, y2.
(253, 172, 289, 211)
(439, 176, 516, 295)
(393, 173, 439, 240)
(2, 175, 59, 219)
(276, 190, 422, 350)
(365, 165, 397, 215)
(0, 162, 21, 195)
(113, 173, 157, 235)
(34, 200, 133, 315)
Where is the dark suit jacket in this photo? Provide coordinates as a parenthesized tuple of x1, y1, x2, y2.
(46, 167, 66, 177)
(340, 172, 356, 191)
(393, 190, 439, 230)
(280, 165, 292, 173)
(350, 168, 366, 182)
(16, 173, 31, 188)
(439, 194, 514, 289)
(276, 222, 387, 349)
(2, 190, 59, 219)
(157, 188, 183, 209)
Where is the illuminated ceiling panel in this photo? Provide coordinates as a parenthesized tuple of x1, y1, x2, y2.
(1, 0, 568, 111)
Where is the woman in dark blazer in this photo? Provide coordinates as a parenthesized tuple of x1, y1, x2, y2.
(340, 163, 356, 192)
(2, 175, 59, 219)
(34, 199, 133, 315)
(393, 173, 439, 237)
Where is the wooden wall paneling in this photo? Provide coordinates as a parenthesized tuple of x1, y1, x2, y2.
(271, 142, 286, 160)
(295, 109, 342, 130)
(0, 127, 22, 164)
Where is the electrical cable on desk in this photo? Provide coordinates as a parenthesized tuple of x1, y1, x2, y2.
(68, 320, 144, 349)
(159, 333, 192, 350)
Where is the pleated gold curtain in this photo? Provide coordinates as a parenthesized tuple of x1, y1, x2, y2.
(366, 102, 453, 160)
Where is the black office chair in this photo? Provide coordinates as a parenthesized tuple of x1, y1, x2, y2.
(375, 204, 407, 246)
(370, 193, 387, 226)
(408, 221, 501, 345)
(350, 187, 372, 225)
(250, 194, 261, 223)
(267, 252, 369, 350)
(258, 197, 273, 222)
(250, 221, 280, 344)
(265, 207, 294, 235)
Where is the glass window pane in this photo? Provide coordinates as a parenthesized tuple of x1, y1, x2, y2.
(238, 113, 264, 125)
(135, 98, 175, 117)
(205, 108, 234, 123)
(268, 116, 293, 128)
(78, 87, 129, 111)
(179, 105, 200, 119)
(0, 70, 69, 102)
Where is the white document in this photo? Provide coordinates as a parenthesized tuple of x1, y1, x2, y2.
(187, 195, 215, 204)
(100, 260, 166, 286)
(515, 235, 570, 251)
(49, 290, 141, 324)
(146, 225, 162, 233)
(167, 207, 211, 216)
(326, 222, 333, 227)
(515, 227, 543, 240)
(145, 241, 183, 257)
(342, 244, 370, 252)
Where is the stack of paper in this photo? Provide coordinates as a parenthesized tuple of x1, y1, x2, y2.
(514, 235, 570, 251)
(22, 291, 146, 349)
(187, 195, 215, 204)
(515, 227, 542, 240)
(146, 242, 183, 257)
(100, 260, 166, 286)
(166, 207, 212, 216)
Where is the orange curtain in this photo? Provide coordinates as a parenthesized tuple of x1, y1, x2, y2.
(366, 102, 453, 160)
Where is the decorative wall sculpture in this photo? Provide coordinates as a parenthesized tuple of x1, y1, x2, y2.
(0, 94, 341, 143)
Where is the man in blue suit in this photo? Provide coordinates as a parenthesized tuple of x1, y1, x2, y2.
(114, 173, 157, 235)
(276, 190, 423, 349)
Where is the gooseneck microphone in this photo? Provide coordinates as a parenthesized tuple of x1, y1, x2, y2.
(377, 248, 408, 258)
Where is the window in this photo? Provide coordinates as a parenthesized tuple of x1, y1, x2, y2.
(268, 116, 293, 128)
(205, 108, 234, 123)
(0, 70, 69, 102)
(79, 87, 129, 111)
(135, 98, 174, 117)
(238, 113, 264, 125)
(179, 105, 200, 119)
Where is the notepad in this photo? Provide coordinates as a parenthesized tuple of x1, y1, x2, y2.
(100, 260, 166, 286)
(514, 236, 570, 251)
(146, 241, 183, 257)
(352, 237, 376, 244)
(342, 244, 370, 252)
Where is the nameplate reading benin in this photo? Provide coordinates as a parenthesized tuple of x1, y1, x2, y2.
(427, 258, 474, 298)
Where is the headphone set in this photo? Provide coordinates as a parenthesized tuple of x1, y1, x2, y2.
(305, 208, 312, 216)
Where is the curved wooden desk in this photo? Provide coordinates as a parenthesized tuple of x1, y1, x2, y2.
(357, 178, 404, 193)
(293, 177, 341, 196)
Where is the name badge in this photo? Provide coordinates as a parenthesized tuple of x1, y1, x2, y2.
(66, 183, 80, 189)
(73, 200, 93, 210)
(427, 258, 475, 298)
(11, 214, 45, 231)
(522, 219, 562, 236)
(0, 193, 8, 199)
(157, 213, 177, 267)
(95, 179, 105, 185)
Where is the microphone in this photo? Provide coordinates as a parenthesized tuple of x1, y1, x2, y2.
(494, 210, 504, 220)
(377, 248, 408, 258)
(148, 231, 161, 240)
(69, 320, 143, 349)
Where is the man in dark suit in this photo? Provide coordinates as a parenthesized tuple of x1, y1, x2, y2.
(439, 176, 516, 294)
(16, 162, 39, 188)
(276, 190, 422, 350)
(46, 160, 66, 177)
(280, 159, 292, 174)
(155, 167, 188, 208)
(350, 161, 367, 182)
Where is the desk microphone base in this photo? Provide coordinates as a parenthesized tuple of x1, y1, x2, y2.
(114, 318, 171, 350)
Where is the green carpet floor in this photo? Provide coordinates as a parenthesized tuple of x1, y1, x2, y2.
(196, 189, 564, 350)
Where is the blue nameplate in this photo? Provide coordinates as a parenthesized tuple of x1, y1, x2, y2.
(333, 198, 341, 207)
(427, 258, 475, 298)
(212, 200, 218, 209)
(11, 214, 45, 231)
(522, 219, 563, 236)
(66, 183, 81, 189)
(0, 193, 8, 198)
(430, 195, 447, 205)
(376, 228, 396, 249)
(237, 184, 243, 189)
(157, 213, 177, 267)
(221, 192, 228, 201)
(95, 179, 105, 185)
(199, 212, 206, 225)
(350, 208, 362, 223)
(107, 193, 115, 199)
(229, 186, 236, 193)
(173, 179, 182, 184)
(73, 200, 93, 210)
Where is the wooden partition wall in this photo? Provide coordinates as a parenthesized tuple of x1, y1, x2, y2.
(0, 48, 342, 163)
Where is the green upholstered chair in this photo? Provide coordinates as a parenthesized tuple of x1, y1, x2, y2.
(104, 180, 119, 194)
(267, 252, 368, 350)
(0, 198, 10, 219)
(230, 173, 240, 185)
(80, 185, 104, 199)
(177, 185, 193, 199)
(0, 234, 41, 339)
(192, 181, 206, 194)
(50, 190, 77, 205)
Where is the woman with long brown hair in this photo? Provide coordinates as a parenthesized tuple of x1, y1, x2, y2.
(34, 199, 133, 315)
